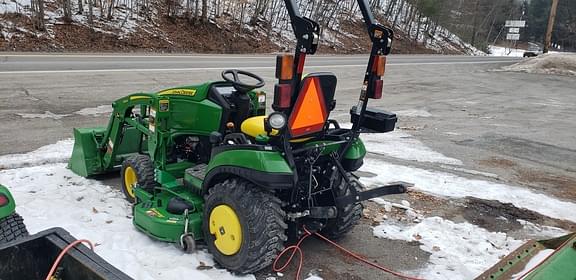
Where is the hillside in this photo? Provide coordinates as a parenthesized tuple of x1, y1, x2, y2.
(0, 0, 481, 54)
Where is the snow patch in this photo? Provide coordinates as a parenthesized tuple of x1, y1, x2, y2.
(16, 105, 114, 120)
(361, 131, 463, 165)
(0, 139, 73, 170)
(511, 249, 555, 280)
(361, 159, 576, 223)
(395, 109, 432, 118)
(489, 45, 526, 57)
(16, 111, 69, 120)
(74, 105, 114, 116)
(0, 164, 254, 280)
(374, 217, 524, 279)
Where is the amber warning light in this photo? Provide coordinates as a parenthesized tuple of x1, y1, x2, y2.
(273, 54, 295, 110)
(275, 55, 294, 81)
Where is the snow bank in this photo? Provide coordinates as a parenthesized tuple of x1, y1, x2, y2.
(501, 53, 576, 76)
(339, 122, 462, 165)
(0, 163, 254, 280)
(360, 131, 463, 165)
(360, 159, 576, 223)
(374, 217, 524, 279)
(489, 45, 526, 57)
(0, 140, 74, 170)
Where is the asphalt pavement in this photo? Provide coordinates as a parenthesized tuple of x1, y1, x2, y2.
(1, 53, 575, 280)
(0, 53, 519, 73)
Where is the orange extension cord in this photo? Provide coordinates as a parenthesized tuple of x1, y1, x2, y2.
(273, 226, 425, 280)
(45, 239, 94, 280)
(45, 227, 425, 280)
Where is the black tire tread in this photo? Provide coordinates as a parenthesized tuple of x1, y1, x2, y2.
(204, 178, 287, 274)
(0, 213, 29, 244)
(321, 176, 363, 239)
(121, 154, 157, 202)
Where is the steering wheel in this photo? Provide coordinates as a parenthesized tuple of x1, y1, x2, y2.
(221, 69, 265, 93)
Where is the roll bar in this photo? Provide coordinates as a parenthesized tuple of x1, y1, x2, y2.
(352, 0, 394, 130)
(283, 0, 320, 107)
(280, 0, 395, 157)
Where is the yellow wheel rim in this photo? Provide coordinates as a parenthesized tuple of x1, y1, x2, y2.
(209, 205, 242, 256)
(123, 166, 137, 199)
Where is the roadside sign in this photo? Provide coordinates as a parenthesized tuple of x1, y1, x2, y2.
(506, 20, 526, 28)
(509, 27, 520, 33)
(506, 33, 520, 41)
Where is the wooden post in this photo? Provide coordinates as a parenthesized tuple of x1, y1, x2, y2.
(543, 0, 559, 53)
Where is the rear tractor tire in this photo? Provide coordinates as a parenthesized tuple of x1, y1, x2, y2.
(121, 155, 157, 203)
(321, 175, 363, 239)
(0, 213, 29, 244)
(203, 178, 287, 274)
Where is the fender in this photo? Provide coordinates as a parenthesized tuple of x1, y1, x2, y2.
(202, 147, 294, 194)
(0, 185, 16, 219)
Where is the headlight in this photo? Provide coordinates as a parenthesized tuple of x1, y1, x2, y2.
(268, 112, 287, 130)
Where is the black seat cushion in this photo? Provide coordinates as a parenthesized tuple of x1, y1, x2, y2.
(166, 197, 194, 215)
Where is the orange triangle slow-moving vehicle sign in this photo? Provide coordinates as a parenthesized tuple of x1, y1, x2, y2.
(288, 77, 328, 137)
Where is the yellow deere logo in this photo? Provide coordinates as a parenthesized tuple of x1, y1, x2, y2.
(158, 89, 197, 96)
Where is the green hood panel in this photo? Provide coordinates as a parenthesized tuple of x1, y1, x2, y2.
(207, 149, 293, 174)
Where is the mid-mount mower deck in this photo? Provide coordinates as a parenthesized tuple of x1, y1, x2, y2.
(68, 0, 409, 274)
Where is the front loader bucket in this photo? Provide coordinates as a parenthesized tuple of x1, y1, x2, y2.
(476, 233, 576, 280)
(68, 127, 106, 177)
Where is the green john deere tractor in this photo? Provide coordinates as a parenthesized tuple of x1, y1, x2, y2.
(69, 0, 407, 274)
(0, 184, 28, 244)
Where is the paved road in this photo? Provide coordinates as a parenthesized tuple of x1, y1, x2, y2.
(0, 53, 519, 73)
(1, 53, 575, 279)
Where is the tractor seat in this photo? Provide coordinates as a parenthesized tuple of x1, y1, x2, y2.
(241, 116, 311, 143)
(240, 72, 337, 142)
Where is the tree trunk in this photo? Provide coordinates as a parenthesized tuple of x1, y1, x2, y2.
(201, 0, 208, 22)
(87, 0, 93, 25)
(470, 0, 480, 47)
(62, 0, 72, 23)
(392, 0, 405, 29)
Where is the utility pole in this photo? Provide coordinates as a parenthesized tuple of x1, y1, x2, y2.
(543, 0, 559, 53)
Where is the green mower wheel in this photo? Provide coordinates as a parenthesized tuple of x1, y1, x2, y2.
(0, 213, 28, 244)
(321, 175, 363, 239)
(121, 155, 157, 203)
(203, 178, 287, 274)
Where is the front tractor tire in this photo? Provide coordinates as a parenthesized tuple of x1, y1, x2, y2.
(0, 213, 28, 244)
(321, 175, 363, 239)
(203, 178, 287, 274)
(121, 155, 157, 203)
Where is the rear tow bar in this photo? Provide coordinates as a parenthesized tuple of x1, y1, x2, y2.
(336, 182, 413, 206)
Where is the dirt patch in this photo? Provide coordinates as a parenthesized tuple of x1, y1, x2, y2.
(479, 156, 576, 201)
(461, 197, 542, 232)
(255, 200, 430, 280)
(0, 10, 467, 54)
(460, 197, 576, 233)
(478, 157, 517, 168)
(515, 169, 576, 201)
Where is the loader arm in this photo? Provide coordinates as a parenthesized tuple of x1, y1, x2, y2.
(69, 93, 155, 177)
